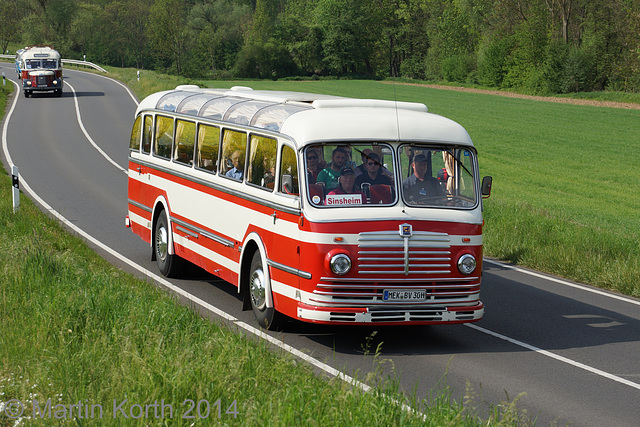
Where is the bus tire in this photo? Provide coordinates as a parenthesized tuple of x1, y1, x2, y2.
(24, 90, 29, 98)
(249, 251, 283, 330)
(154, 212, 182, 278)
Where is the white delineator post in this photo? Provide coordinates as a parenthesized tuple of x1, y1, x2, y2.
(12, 165, 19, 213)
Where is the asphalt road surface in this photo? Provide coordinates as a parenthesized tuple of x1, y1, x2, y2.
(2, 63, 639, 426)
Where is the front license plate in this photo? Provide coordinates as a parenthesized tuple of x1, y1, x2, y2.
(383, 289, 427, 302)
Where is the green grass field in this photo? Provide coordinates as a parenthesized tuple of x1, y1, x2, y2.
(106, 68, 640, 298)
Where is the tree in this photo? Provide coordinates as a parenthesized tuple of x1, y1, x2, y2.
(148, 0, 192, 75)
(189, 0, 250, 74)
(315, 0, 378, 75)
(0, 0, 22, 54)
(234, 0, 297, 78)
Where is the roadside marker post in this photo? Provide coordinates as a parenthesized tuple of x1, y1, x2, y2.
(12, 165, 19, 213)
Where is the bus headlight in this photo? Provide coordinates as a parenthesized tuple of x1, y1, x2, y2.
(457, 254, 476, 275)
(330, 253, 351, 275)
(53, 79, 58, 85)
(26, 80, 32, 86)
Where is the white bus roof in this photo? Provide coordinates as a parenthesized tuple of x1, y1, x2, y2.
(21, 46, 61, 60)
(136, 85, 474, 147)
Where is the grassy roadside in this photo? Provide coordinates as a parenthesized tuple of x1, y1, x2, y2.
(0, 85, 527, 425)
(100, 66, 640, 299)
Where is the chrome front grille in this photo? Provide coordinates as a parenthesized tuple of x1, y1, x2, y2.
(310, 229, 480, 308)
(357, 230, 452, 275)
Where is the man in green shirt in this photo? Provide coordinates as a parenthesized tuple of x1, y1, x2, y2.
(316, 147, 347, 190)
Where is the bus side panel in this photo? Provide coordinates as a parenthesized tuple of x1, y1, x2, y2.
(139, 163, 302, 301)
(127, 160, 152, 243)
(244, 216, 301, 319)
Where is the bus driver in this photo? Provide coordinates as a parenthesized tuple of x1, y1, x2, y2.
(402, 154, 445, 203)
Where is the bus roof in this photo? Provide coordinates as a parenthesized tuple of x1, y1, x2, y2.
(137, 86, 474, 147)
(21, 45, 61, 60)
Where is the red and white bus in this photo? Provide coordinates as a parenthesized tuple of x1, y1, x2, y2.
(19, 45, 63, 97)
(126, 85, 492, 329)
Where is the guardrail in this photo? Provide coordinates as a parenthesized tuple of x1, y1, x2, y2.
(0, 54, 108, 73)
(61, 59, 108, 73)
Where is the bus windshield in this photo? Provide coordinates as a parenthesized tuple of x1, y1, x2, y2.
(306, 143, 478, 208)
(43, 59, 58, 69)
(399, 144, 478, 208)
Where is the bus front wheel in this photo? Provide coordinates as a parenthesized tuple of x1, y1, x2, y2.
(154, 212, 182, 278)
(249, 251, 283, 330)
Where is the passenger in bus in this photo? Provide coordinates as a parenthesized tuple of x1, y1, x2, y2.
(355, 152, 393, 188)
(226, 150, 244, 180)
(327, 167, 365, 198)
(262, 156, 275, 189)
(316, 147, 347, 190)
(306, 150, 320, 184)
(402, 154, 445, 203)
(354, 149, 373, 177)
(338, 145, 358, 170)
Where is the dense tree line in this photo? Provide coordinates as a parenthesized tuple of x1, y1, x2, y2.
(2, 0, 639, 93)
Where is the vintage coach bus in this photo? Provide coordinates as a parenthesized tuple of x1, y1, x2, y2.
(126, 85, 492, 329)
(19, 45, 63, 97)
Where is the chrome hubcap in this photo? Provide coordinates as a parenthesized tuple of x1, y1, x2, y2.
(250, 268, 266, 310)
(156, 225, 168, 261)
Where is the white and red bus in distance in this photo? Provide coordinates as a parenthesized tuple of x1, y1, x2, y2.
(126, 85, 493, 329)
(15, 49, 25, 76)
(20, 45, 63, 97)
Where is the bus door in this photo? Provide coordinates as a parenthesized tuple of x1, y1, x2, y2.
(247, 136, 301, 291)
(128, 114, 154, 227)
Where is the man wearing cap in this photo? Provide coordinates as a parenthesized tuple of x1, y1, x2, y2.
(316, 147, 347, 190)
(327, 167, 364, 196)
(402, 153, 445, 204)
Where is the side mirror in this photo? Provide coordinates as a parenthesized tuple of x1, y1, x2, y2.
(281, 174, 293, 193)
(481, 176, 493, 198)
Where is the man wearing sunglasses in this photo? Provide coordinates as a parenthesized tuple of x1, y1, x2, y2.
(355, 152, 393, 188)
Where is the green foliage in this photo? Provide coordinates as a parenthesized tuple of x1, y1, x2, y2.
(542, 42, 597, 94)
(315, 0, 379, 76)
(477, 37, 514, 87)
(5, 0, 640, 92)
(442, 54, 476, 83)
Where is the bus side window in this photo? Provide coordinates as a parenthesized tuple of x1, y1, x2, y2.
(279, 145, 298, 196)
(195, 124, 220, 172)
(174, 120, 196, 165)
(220, 129, 247, 180)
(142, 115, 152, 154)
(247, 135, 277, 190)
(129, 116, 142, 152)
(154, 115, 174, 159)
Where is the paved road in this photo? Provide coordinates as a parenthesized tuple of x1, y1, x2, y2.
(2, 63, 639, 426)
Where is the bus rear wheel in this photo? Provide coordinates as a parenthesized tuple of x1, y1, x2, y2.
(249, 251, 283, 330)
(154, 212, 182, 278)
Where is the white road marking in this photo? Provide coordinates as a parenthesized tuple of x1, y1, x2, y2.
(466, 323, 640, 391)
(484, 258, 640, 307)
(64, 80, 127, 174)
